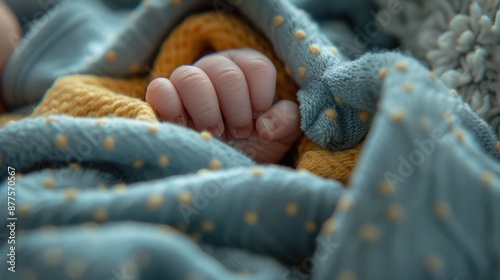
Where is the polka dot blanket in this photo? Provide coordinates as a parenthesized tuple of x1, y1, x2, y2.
(1, 0, 500, 279)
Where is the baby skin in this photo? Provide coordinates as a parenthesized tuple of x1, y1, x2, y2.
(146, 48, 302, 163)
(0, 1, 23, 112)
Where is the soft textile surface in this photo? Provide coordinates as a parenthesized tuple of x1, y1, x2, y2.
(1, 0, 500, 280)
(24, 11, 360, 183)
(374, 0, 500, 135)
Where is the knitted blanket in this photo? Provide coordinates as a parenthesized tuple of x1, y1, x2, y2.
(1, 0, 499, 280)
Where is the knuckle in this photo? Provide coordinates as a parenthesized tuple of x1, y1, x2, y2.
(246, 58, 276, 75)
(215, 67, 243, 87)
(171, 67, 207, 87)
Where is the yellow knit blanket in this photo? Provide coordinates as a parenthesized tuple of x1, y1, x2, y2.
(4, 12, 361, 185)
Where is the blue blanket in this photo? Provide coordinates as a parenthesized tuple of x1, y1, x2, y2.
(1, 0, 500, 279)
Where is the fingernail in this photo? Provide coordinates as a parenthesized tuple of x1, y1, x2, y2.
(261, 117, 276, 133)
(233, 125, 252, 139)
(173, 116, 186, 126)
(207, 125, 222, 138)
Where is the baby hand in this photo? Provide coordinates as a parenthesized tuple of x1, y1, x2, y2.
(146, 48, 302, 163)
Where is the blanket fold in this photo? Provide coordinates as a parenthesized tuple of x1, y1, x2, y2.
(1, 1, 499, 280)
(25, 11, 363, 183)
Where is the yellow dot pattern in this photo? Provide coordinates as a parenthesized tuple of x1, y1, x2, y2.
(450, 89, 459, 97)
(190, 233, 202, 241)
(305, 221, 317, 233)
(481, 171, 494, 188)
(334, 97, 344, 104)
(147, 195, 164, 210)
(403, 82, 414, 93)
(379, 183, 395, 197)
(134, 160, 145, 168)
(359, 111, 371, 122)
(55, 135, 68, 151)
(338, 196, 354, 212)
(148, 125, 159, 133)
(178, 191, 193, 205)
(443, 111, 454, 123)
(95, 119, 106, 126)
(106, 50, 117, 63)
(112, 183, 128, 191)
(45, 116, 58, 124)
(157, 224, 174, 233)
(386, 204, 404, 221)
(322, 218, 338, 234)
(378, 68, 388, 80)
(455, 130, 464, 143)
(64, 188, 79, 201)
(103, 136, 116, 151)
(44, 178, 56, 189)
(274, 16, 284, 27)
(93, 208, 109, 223)
(128, 63, 142, 74)
(359, 224, 378, 242)
(245, 211, 259, 225)
(325, 109, 338, 120)
(338, 271, 356, 280)
(294, 30, 306, 40)
(176, 223, 187, 232)
(330, 47, 339, 55)
(298, 67, 307, 79)
(158, 155, 170, 167)
(18, 204, 31, 217)
(434, 201, 449, 219)
(43, 247, 63, 267)
(66, 259, 86, 279)
(69, 163, 82, 170)
(250, 167, 264, 176)
(209, 159, 222, 170)
(285, 203, 299, 216)
(41, 226, 58, 234)
(429, 72, 437, 82)
(200, 131, 212, 141)
(197, 168, 210, 174)
(390, 109, 407, 122)
(395, 62, 408, 72)
(201, 221, 215, 232)
(238, 269, 252, 275)
(425, 255, 443, 274)
(309, 45, 321, 55)
(171, 0, 181, 5)
(418, 117, 430, 132)
(22, 270, 38, 280)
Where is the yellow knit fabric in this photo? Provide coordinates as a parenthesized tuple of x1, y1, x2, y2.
(32, 75, 154, 120)
(13, 12, 361, 185)
(0, 114, 24, 127)
(297, 137, 362, 184)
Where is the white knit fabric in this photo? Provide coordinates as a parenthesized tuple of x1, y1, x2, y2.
(376, 0, 500, 134)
